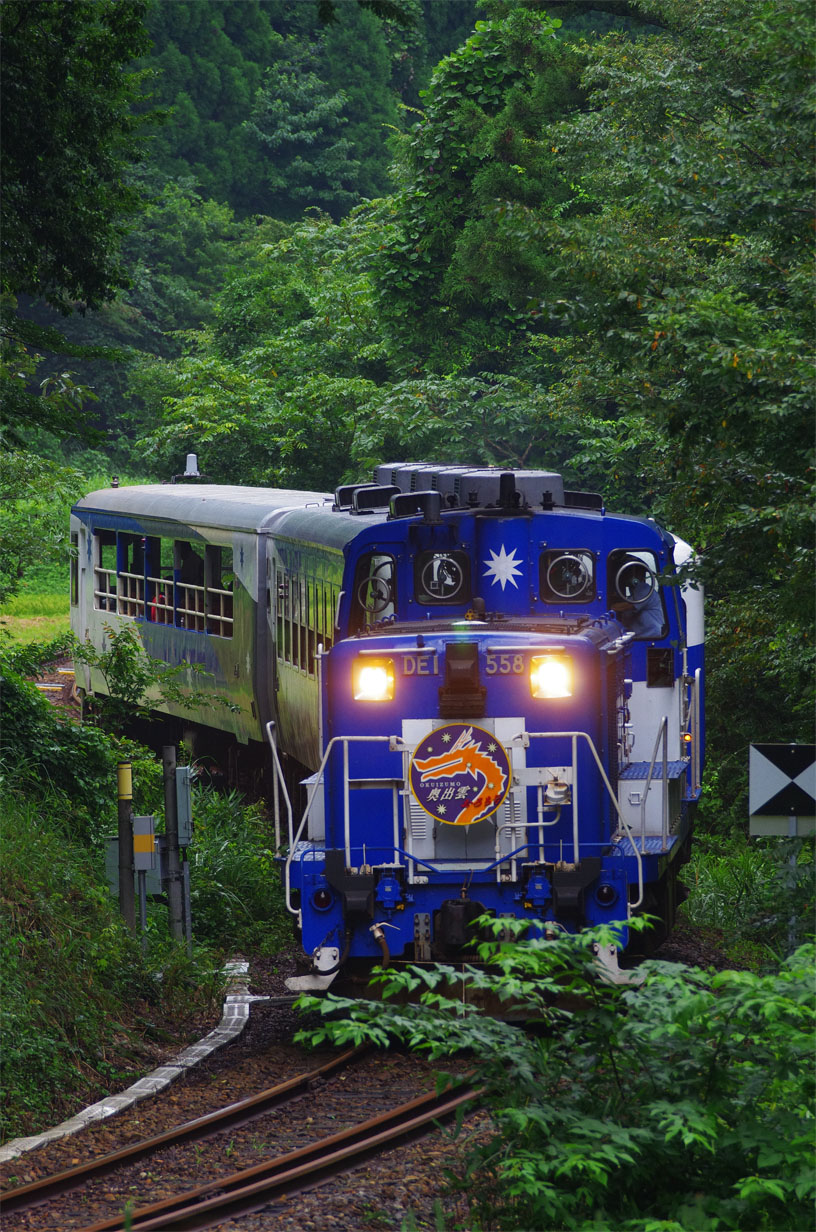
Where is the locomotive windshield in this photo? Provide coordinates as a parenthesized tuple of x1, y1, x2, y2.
(352, 552, 396, 629)
(415, 551, 470, 604)
(539, 550, 595, 603)
(608, 549, 667, 639)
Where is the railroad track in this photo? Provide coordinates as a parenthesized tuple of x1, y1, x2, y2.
(1, 1046, 479, 1232)
(78, 1079, 480, 1232)
(0, 1046, 365, 1218)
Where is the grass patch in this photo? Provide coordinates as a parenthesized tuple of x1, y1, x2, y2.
(189, 787, 291, 956)
(0, 787, 226, 1141)
(0, 656, 290, 1140)
(681, 834, 814, 966)
(0, 563, 70, 645)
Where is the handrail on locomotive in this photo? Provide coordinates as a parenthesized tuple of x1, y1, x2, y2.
(267, 704, 707, 929)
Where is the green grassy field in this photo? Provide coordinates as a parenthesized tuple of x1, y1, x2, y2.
(0, 564, 71, 645)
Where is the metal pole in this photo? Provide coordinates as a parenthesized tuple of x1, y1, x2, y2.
(117, 762, 135, 931)
(163, 745, 185, 941)
(138, 870, 148, 955)
(788, 815, 798, 954)
(182, 856, 192, 957)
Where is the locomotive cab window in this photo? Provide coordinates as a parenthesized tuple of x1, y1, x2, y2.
(608, 549, 666, 639)
(351, 553, 396, 630)
(415, 551, 470, 605)
(540, 550, 595, 603)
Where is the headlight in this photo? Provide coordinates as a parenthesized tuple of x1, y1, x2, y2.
(352, 658, 395, 701)
(530, 655, 573, 699)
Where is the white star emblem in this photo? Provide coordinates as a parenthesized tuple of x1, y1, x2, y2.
(483, 544, 523, 590)
(441, 732, 451, 743)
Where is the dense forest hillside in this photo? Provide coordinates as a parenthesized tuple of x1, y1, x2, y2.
(0, 0, 813, 1198)
(1, 0, 813, 820)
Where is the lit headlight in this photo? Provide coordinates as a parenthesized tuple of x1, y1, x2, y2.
(352, 658, 395, 701)
(530, 655, 573, 699)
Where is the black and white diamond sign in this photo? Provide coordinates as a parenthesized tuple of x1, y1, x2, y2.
(749, 744, 816, 837)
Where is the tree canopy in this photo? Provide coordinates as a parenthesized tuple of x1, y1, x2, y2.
(0, 0, 152, 311)
(0, 0, 812, 825)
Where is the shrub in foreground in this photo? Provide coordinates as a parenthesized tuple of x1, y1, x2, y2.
(297, 922, 815, 1231)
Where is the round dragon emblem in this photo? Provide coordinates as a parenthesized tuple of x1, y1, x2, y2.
(409, 724, 511, 826)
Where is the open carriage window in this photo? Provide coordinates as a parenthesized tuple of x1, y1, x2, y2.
(118, 533, 146, 618)
(206, 546, 233, 638)
(147, 538, 175, 625)
(93, 530, 118, 612)
(176, 541, 205, 632)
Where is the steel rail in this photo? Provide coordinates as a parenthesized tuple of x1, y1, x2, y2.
(0, 1046, 366, 1216)
(78, 1079, 481, 1232)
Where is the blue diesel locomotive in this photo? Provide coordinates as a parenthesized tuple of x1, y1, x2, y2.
(70, 463, 703, 987)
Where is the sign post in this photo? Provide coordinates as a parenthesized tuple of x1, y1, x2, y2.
(749, 744, 815, 952)
(117, 762, 135, 931)
(133, 815, 157, 955)
(749, 744, 816, 837)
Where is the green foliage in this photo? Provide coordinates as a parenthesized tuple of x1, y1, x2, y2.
(374, 7, 584, 371)
(138, 0, 415, 218)
(0, 450, 85, 604)
(682, 837, 814, 964)
(0, 784, 225, 1140)
(187, 788, 289, 954)
(298, 923, 816, 1231)
(0, 787, 143, 1138)
(245, 38, 361, 220)
(0, 0, 154, 451)
(12, 178, 249, 470)
(0, 663, 118, 843)
(143, 205, 398, 486)
(73, 622, 229, 734)
(0, 629, 76, 677)
(137, 0, 279, 215)
(0, 0, 152, 311)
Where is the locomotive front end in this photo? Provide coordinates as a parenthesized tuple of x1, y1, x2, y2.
(284, 466, 702, 991)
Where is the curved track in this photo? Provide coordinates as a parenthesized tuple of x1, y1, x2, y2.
(78, 1080, 480, 1232)
(0, 1047, 364, 1218)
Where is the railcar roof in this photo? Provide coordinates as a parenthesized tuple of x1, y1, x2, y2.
(74, 484, 335, 533)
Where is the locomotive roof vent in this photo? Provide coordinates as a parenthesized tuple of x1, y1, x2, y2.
(564, 490, 604, 511)
(388, 490, 442, 522)
(452, 468, 566, 510)
(374, 463, 432, 493)
(334, 481, 378, 510)
(351, 484, 400, 513)
(373, 463, 570, 510)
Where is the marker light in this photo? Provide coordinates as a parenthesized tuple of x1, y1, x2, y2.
(530, 655, 573, 699)
(352, 658, 395, 701)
